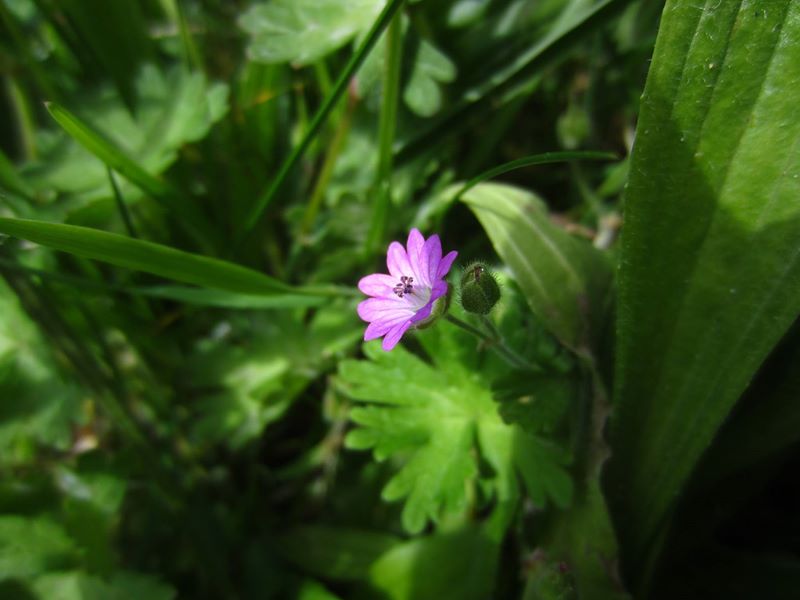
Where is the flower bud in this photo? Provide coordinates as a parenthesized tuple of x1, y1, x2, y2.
(460, 263, 500, 314)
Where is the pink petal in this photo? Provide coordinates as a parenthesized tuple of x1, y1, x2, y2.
(357, 298, 413, 323)
(436, 251, 458, 279)
(405, 229, 428, 286)
(387, 241, 413, 278)
(430, 280, 449, 302)
(410, 281, 449, 324)
(364, 314, 411, 340)
(382, 321, 412, 351)
(358, 273, 396, 298)
(410, 302, 433, 323)
(422, 234, 442, 284)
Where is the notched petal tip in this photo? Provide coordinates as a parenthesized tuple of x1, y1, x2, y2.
(387, 241, 412, 277)
(381, 321, 411, 351)
(437, 250, 458, 279)
(422, 234, 442, 283)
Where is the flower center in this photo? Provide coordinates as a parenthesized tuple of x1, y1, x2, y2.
(392, 275, 414, 298)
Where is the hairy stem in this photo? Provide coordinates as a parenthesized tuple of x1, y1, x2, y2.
(445, 314, 531, 370)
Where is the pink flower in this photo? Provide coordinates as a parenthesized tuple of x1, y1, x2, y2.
(357, 229, 458, 351)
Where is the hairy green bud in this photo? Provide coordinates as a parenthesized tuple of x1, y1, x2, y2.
(459, 263, 500, 315)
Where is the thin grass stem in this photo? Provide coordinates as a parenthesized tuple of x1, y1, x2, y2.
(108, 168, 139, 238)
(366, 11, 403, 255)
(240, 0, 407, 237)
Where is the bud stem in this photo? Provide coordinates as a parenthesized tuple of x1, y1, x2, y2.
(445, 314, 532, 370)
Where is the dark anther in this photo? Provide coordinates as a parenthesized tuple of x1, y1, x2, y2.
(393, 275, 414, 297)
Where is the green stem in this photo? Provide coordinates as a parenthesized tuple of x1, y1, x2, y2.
(0, 2, 58, 102)
(445, 313, 485, 338)
(240, 0, 408, 237)
(173, 0, 202, 71)
(0, 146, 36, 202)
(5, 78, 38, 160)
(108, 168, 138, 238)
(445, 314, 530, 370)
(453, 151, 617, 203)
(479, 314, 534, 370)
(299, 90, 356, 237)
(366, 10, 403, 255)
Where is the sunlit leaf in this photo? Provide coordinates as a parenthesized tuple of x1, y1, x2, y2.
(338, 317, 573, 534)
(279, 526, 399, 581)
(20, 66, 227, 218)
(369, 525, 499, 600)
(187, 305, 361, 449)
(608, 0, 800, 589)
(0, 516, 78, 579)
(30, 570, 175, 600)
(458, 182, 612, 350)
(240, 0, 385, 66)
(0, 281, 83, 468)
(403, 39, 456, 118)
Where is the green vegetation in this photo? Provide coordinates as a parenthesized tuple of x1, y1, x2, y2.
(1, 1, 798, 598)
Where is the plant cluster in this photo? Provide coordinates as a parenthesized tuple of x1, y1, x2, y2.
(0, 1, 798, 599)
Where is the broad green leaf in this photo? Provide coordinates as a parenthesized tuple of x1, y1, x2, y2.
(607, 0, 800, 588)
(0, 217, 313, 297)
(279, 526, 399, 581)
(447, 0, 492, 27)
(338, 318, 573, 535)
(0, 516, 78, 579)
(297, 580, 343, 600)
(691, 332, 800, 490)
(57, 470, 127, 573)
(356, 26, 457, 118)
(240, 0, 384, 66)
(369, 525, 499, 600)
(458, 182, 612, 350)
(45, 102, 177, 207)
(30, 570, 175, 600)
(493, 372, 574, 435)
(652, 548, 800, 600)
(20, 67, 227, 220)
(187, 305, 361, 449)
(44, 100, 214, 242)
(0, 280, 83, 468)
(403, 39, 456, 118)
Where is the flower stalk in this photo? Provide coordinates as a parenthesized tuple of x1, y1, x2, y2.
(445, 314, 532, 370)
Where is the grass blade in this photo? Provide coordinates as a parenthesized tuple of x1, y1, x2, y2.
(396, 0, 627, 163)
(0, 217, 330, 297)
(453, 151, 617, 201)
(45, 102, 214, 245)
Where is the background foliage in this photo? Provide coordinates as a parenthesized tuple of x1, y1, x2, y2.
(0, 0, 798, 598)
